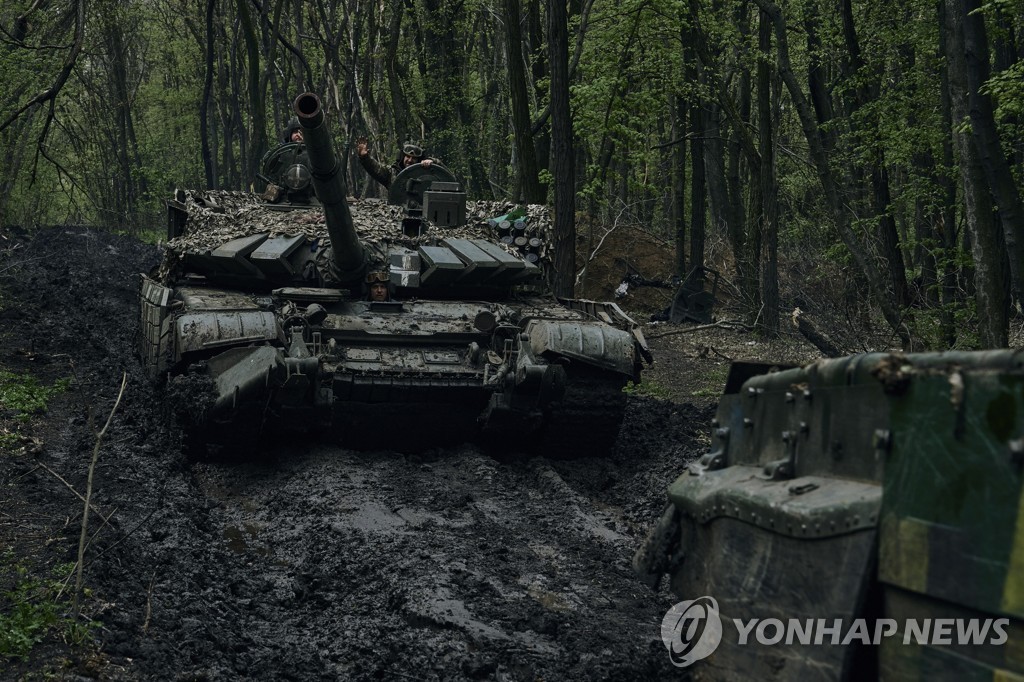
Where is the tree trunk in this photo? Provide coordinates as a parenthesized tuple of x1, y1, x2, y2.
(911, 163, 939, 306)
(872, 166, 910, 306)
(103, 15, 137, 229)
(201, 0, 216, 188)
(672, 90, 687, 278)
(689, 95, 706, 274)
(758, 9, 779, 337)
(526, 0, 550, 183)
(792, 309, 846, 357)
(502, 0, 544, 203)
(803, 2, 835, 145)
(752, 0, 912, 348)
(292, 0, 306, 92)
(704, 102, 729, 243)
(732, 2, 756, 315)
(548, 0, 575, 297)
(385, 0, 412, 143)
(962, 0, 1024, 309)
(839, 0, 910, 308)
(237, 0, 265, 187)
(946, 0, 1008, 347)
(685, 0, 706, 274)
(936, 0, 959, 346)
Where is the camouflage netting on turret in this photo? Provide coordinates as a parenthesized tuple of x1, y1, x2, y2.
(158, 190, 554, 282)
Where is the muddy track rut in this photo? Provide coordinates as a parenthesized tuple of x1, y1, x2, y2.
(1, 227, 709, 680)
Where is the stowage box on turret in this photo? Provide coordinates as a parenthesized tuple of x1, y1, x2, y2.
(140, 93, 651, 454)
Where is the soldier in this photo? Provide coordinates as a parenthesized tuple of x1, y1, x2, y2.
(366, 269, 391, 302)
(283, 117, 304, 144)
(355, 137, 434, 189)
(257, 118, 313, 203)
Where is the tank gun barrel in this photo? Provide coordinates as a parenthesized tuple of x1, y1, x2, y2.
(294, 92, 366, 283)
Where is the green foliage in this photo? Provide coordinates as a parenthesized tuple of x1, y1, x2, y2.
(0, 0, 1020, 344)
(981, 61, 1024, 159)
(822, 242, 854, 268)
(0, 553, 94, 661)
(0, 431, 20, 451)
(0, 372, 71, 422)
(623, 379, 673, 400)
(133, 227, 168, 245)
(690, 363, 730, 398)
(908, 299, 981, 351)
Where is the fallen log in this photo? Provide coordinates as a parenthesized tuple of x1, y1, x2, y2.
(791, 308, 845, 357)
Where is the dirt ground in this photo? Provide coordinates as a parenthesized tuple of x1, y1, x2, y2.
(0, 226, 820, 681)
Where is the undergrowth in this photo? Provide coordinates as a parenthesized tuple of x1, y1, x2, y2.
(0, 371, 72, 422)
(624, 378, 673, 400)
(690, 363, 730, 398)
(0, 552, 97, 662)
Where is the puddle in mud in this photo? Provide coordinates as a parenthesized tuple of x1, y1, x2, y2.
(334, 501, 472, 534)
(223, 523, 268, 555)
(526, 585, 573, 612)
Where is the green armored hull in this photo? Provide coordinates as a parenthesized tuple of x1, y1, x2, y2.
(636, 351, 1024, 680)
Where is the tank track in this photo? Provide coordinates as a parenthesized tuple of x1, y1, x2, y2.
(168, 361, 629, 459)
(533, 365, 629, 458)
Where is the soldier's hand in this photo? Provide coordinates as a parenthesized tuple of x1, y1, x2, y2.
(421, 159, 433, 168)
(356, 136, 368, 156)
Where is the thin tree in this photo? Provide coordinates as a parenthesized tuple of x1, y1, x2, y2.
(548, 0, 575, 297)
(945, 0, 1008, 347)
(503, 0, 544, 203)
(751, 0, 913, 348)
(758, 8, 779, 337)
(962, 0, 1024, 310)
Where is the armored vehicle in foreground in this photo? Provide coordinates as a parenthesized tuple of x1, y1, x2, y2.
(635, 351, 1024, 680)
(140, 93, 650, 453)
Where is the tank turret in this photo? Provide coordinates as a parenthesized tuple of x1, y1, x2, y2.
(293, 92, 366, 283)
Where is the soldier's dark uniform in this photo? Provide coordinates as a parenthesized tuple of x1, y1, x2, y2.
(257, 118, 314, 203)
(358, 142, 433, 189)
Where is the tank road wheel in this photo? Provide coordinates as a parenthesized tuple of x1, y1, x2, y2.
(533, 365, 629, 458)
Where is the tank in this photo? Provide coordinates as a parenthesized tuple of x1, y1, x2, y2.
(634, 351, 1024, 680)
(140, 92, 651, 454)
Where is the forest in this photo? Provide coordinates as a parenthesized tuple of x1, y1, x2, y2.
(1, 0, 1022, 349)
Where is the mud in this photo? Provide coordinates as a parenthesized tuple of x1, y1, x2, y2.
(1, 227, 709, 680)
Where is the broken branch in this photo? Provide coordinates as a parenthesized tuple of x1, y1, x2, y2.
(73, 371, 127, 616)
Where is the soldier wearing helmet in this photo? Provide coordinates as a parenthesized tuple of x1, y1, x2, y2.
(282, 117, 304, 144)
(366, 268, 391, 301)
(355, 137, 434, 189)
(255, 117, 313, 203)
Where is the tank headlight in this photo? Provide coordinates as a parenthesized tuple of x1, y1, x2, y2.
(282, 163, 312, 190)
(474, 310, 497, 332)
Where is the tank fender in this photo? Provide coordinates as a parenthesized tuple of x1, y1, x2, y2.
(525, 319, 635, 376)
(206, 345, 321, 415)
(175, 311, 282, 361)
(557, 298, 652, 364)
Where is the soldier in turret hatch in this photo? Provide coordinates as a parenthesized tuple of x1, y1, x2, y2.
(366, 269, 391, 302)
(355, 137, 434, 189)
(283, 118, 304, 144)
(256, 118, 314, 203)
